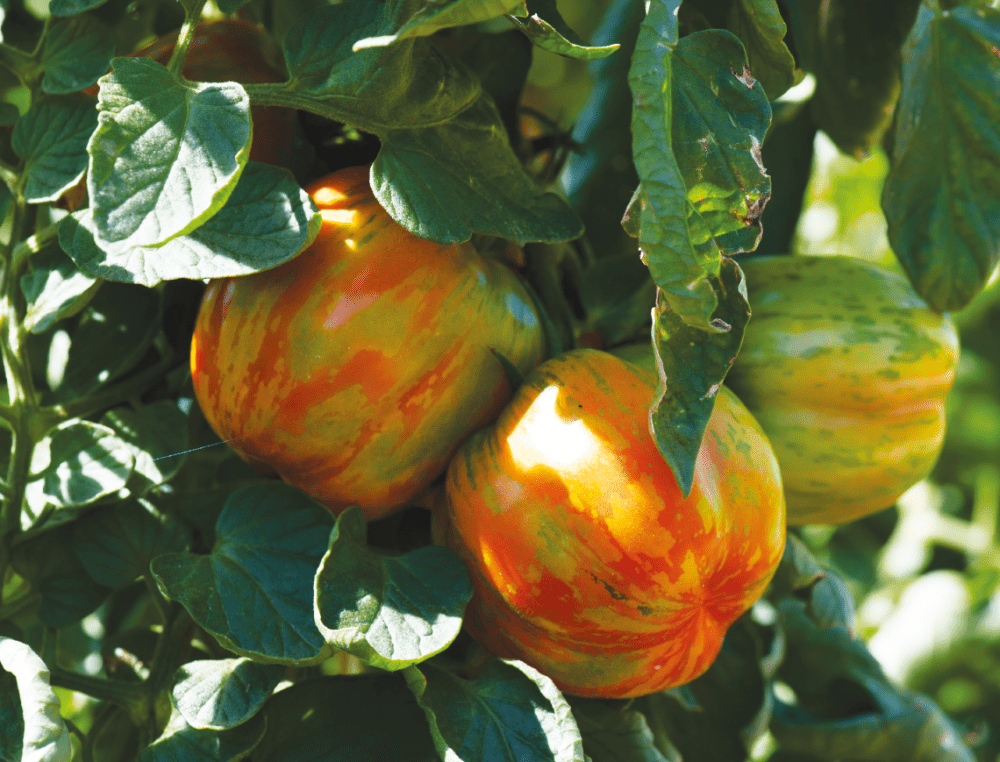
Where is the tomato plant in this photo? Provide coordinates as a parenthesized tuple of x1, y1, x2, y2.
(191, 163, 546, 520)
(726, 255, 960, 525)
(0, 0, 995, 760)
(436, 349, 785, 698)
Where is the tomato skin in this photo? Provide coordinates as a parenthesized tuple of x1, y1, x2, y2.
(726, 255, 960, 525)
(437, 349, 785, 698)
(190, 165, 546, 520)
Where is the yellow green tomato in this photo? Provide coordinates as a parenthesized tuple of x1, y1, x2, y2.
(727, 255, 960, 525)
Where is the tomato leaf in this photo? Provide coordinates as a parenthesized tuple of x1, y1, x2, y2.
(88, 57, 250, 249)
(684, 0, 798, 101)
(73, 500, 191, 588)
(10, 524, 112, 626)
(314, 506, 472, 672)
(20, 245, 100, 335)
(100, 402, 189, 497)
(151, 484, 332, 665)
(171, 658, 284, 731)
(60, 162, 320, 286)
(280, 3, 580, 245)
(353, 0, 528, 50)
(774, 598, 974, 762)
(509, 0, 620, 61)
(282, 3, 480, 133)
(0, 638, 72, 762)
(567, 696, 677, 762)
(636, 616, 776, 762)
(49, 0, 110, 14)
(139, 707, 266, 762)
(404, 659, 585, 762)
(11, 94, 97, 204)
(672, 30, 771, 257)
(882, 5, 1000, 312)
(374, 94, 583, 245)
(40, 15, 116, 95)
(649, 257, 750, 496)
(252, 676, 437, 762)
(44, 282, 161, 403)
(25, 420, 135, 512)
(784, 0, 918, 158)
(767, 534, 826, 600)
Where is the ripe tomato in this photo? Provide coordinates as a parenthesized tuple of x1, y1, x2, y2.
(726, 255, 960, 525)
(190, 165, 546, 521)
(436, 349, 786, 698)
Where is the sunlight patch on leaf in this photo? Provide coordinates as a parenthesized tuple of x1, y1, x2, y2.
(61, 162, 320, 286)
(315, 507, 472, 671)
(88, 57, 250, 249)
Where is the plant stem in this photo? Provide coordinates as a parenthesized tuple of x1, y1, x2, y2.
(0, 193, 37, 602)
(168, 0, 210, 77)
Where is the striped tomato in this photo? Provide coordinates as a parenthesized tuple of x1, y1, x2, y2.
(190, 165, 546, 520)
(436, 349, 786, 698)
(726, 255, 960, 525)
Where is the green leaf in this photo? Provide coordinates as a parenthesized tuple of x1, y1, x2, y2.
(11, 94, 97, 203)
(405, 659, 585, 762)
(0, 638, 71, 762)
(61, 162, 320, 286)
(20, 245, 100, 335)
(216, 0, 252, 12)
(282, 3, 480, 133)
(374, 94, 583, 244)
(10, 524, 112, 626)
(685, 0, 798, 100)
(509, 0, 620, 61)
(628, 1, 714, 329)
(314, 506, 472, 671)
(88, 57, 250, 248)
(766, 534, 826, 600)
(773, 598, 975, 762)
(101, 401, 190, 496)
(171, 658, 284, 731)
(672, 30, 771, 257)
(0, 665, 23, 762)
(140, 707, 266, 762)
(784, 0, 919, 158)
(649, 256, 750, 496)
(252, 676, 437, 761)
(568, 696, 677, 762)
(354, 0, 528, 50)
(151, 483, 333, 665)
(49, 0, 111, 15)
(41, 15, 116, 94)
(73, 500, 191, 588)
(636, 616, 775, 762)
(45, 281, 161, 403)
(26, 420, 135, 511)
(882, 5, 1000, 312)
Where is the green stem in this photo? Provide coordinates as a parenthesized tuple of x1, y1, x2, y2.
(11, 221, 61, 272)
(167, 0, 209, 77)
(0, 589, 38, 620)
(0, 195, 37, 602)
(50, 665, 149, 708)
(42, 350, 176, 426)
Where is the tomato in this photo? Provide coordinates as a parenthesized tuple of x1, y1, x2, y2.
(726, 255, 960, 525)
(190, 165, 546, 521)
(436, 349, 786, 698)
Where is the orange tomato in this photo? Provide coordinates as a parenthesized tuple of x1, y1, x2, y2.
(190, 165, 546, 520)
(436, 349, 786, 698)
